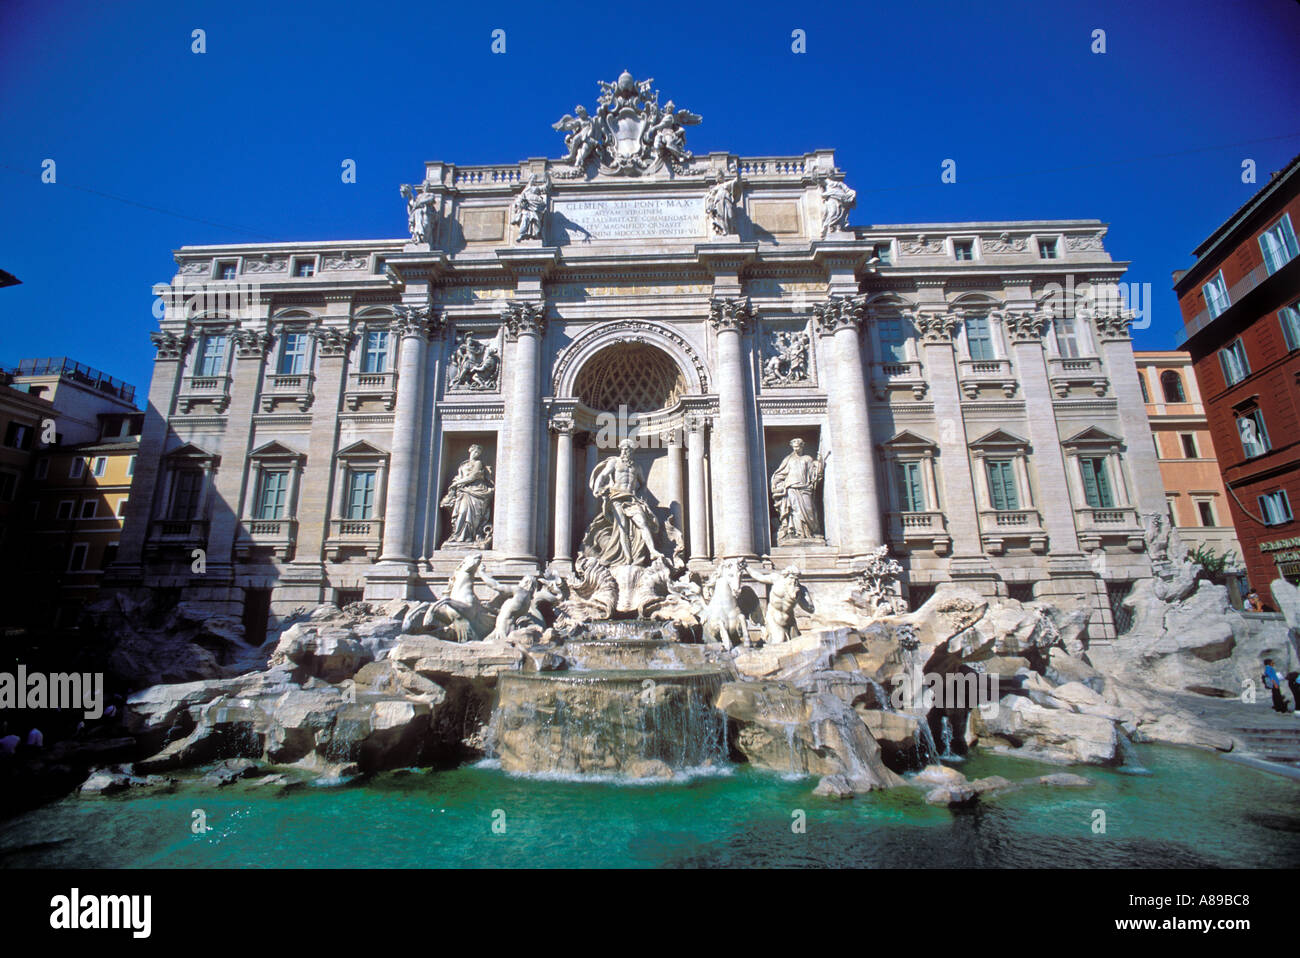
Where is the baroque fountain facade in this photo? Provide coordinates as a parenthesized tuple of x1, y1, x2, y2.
(87, 72, 1300, 801)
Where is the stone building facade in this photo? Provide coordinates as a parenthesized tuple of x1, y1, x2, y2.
(111, 73, 1165, 640)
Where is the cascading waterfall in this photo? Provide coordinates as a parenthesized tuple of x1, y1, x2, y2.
(487, 620, 733, 778)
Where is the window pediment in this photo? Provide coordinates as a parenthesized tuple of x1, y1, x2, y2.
(970, 428, 1030, 453)
(249, 440, 304, 461)
(337, 439, 389, 460)
(1062, 425, 1125, 451)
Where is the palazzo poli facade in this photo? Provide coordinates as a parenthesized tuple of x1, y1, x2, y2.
(112, 73, 1165, 640)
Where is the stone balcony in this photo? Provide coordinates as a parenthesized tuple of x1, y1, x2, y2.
(236, 518, 297, 560)
(1075, 506, 1145, 552)
(345, 371, 398, 411)
(177, 375, 231, 413)
(870, 361, 928, 400)
(957, 358, 1017, 399)
(327, 517, 384, 560)
(261, 372, 315, 412)
(888, 510, 952, 555)
(1047, 356, 1108, 398)
(979, 508, 1048, 554)
(145, 518, 208, 554)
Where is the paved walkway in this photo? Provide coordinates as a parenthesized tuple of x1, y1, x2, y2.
(1161, 689, 1300, 778)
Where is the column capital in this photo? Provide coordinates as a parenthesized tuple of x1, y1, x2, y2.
(232, 328, 273, 359)
(684, 411, 711, 437)
(1090, 308, 1135, 342)
(708, 296, 753, 333)
(549, 413, 575, 435)
(913, 307, 961, 345)
(393, 303, 442, 340)
(812, 294, 867, 336)
(998, 308, 1048, 344)
(312, 325, 355, 357)
(150, 330, 190, 361)
(502, 301, 547, 340)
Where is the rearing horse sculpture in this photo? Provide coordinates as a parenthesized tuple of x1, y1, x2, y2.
(700, 558, 753, 650)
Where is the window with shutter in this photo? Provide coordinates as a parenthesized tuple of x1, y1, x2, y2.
(986, 459, 1019, 510)
(896, 462, 925, 512)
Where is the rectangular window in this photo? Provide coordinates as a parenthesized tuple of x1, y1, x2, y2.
(92, 456, 107, 477)
(69, 458, 85, 478)
(1054, 317, 1082, 358)
(35, 459, 49, 480)
(1181, 434, 1198, 458)
(985, 459, 1020, 511)
(116, 497, 129, 518)
(80, 499, 97, 519)
(362, 331, 390, 373)
(953, 240, 974, 261)
(294, 258, 315, 278)
(1218, 338, 1249, 385)
(1237, 410, 1270, 458)
(1138, 374, 1150, 403)
(68, 543, 88, 572)
(4, 421, 32, 450)
(895, 461, 925, 512)
(101, 544, 119, 569)
(279, 332, 309, 374)
(1167, 498, 1178, 525)
(56, 500, 74, 520)
(1079, 457, 1115, 508)
(965, 315, 995, 360)
(1197, 500, 1216, 526)
(1203, 271, 1230, 319)
(256, 469, 289, 520)
(197, 334, 228, 377)
(1259, 490, 1293, 526)
(1260, 213, 1298, 275)
(169, 468, 203, 519)
(126, 455, 135, 478)
(218, 262, 237, 280)
(876, 318, 909, 362)
(1038, 238, 1058, 259)
(1280, 302, 1300, 351)
(873, 243, 893, 265)
(347, 470, 376, 519)
(0, 472, 16, 502)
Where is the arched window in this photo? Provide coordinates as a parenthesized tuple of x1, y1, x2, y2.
(1160, 370, 1185, 403)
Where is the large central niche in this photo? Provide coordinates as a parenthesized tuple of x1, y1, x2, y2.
(574, 342, 687, 413)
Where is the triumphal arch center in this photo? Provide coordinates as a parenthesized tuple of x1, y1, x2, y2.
(115, 71, 1166, 639)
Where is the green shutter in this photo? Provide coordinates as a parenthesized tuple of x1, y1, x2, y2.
(987, 460, 1019, 511)
(896, 462, 924, 512)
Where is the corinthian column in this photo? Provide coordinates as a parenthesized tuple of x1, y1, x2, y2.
(813, 295, 884, 556)
(684, 414, 710, 560)
(550, 414, 575, 570)
(378, 304, 436, 563)
(499, 301, 546, 565)
(709, 297, 757, 558)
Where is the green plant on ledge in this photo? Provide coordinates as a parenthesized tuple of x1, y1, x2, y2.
(1187, 544, 1240, 578)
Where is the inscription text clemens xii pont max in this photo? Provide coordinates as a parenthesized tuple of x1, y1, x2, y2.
(553, 197, 705, 241)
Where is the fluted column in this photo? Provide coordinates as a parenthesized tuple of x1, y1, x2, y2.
(709, 298, 757, 558)
(114, 330, 189, 573)
(551, 414, 575, 566)
(1002, 308, 1080, 554)
(664, 429, 685, 531)
(378, 305, 435, 563)
(914, 306, 984, 557)
(813, 295, 884, 556)
(499, 301, 546, 563)
(685, 414, 710, 559)
(207, 328, 272, 569)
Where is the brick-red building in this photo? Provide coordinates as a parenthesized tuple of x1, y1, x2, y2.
(1176, 155, 1300, 607)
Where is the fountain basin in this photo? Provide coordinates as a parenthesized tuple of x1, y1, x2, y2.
(561, 638, 726, 672)
(491, 667, 730, 777)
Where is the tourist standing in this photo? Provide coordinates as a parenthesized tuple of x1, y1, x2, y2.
(1287, 672, 1300, 717)
(1263, 659, 1288, 713)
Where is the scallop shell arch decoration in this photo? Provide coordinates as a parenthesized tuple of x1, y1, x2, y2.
(574, 343, 687, 413)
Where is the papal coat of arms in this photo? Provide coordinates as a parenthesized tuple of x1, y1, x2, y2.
(552, 70, 702, 177)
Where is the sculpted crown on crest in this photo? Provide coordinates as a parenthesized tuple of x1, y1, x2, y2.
(552, 70, 703, 177)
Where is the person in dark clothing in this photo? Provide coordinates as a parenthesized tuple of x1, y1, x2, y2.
(1287, 672, 1300, 716)
(1263, 660, 1288, 713)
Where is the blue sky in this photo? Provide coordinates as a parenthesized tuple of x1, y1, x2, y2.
(2, 0, 1297, 401)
